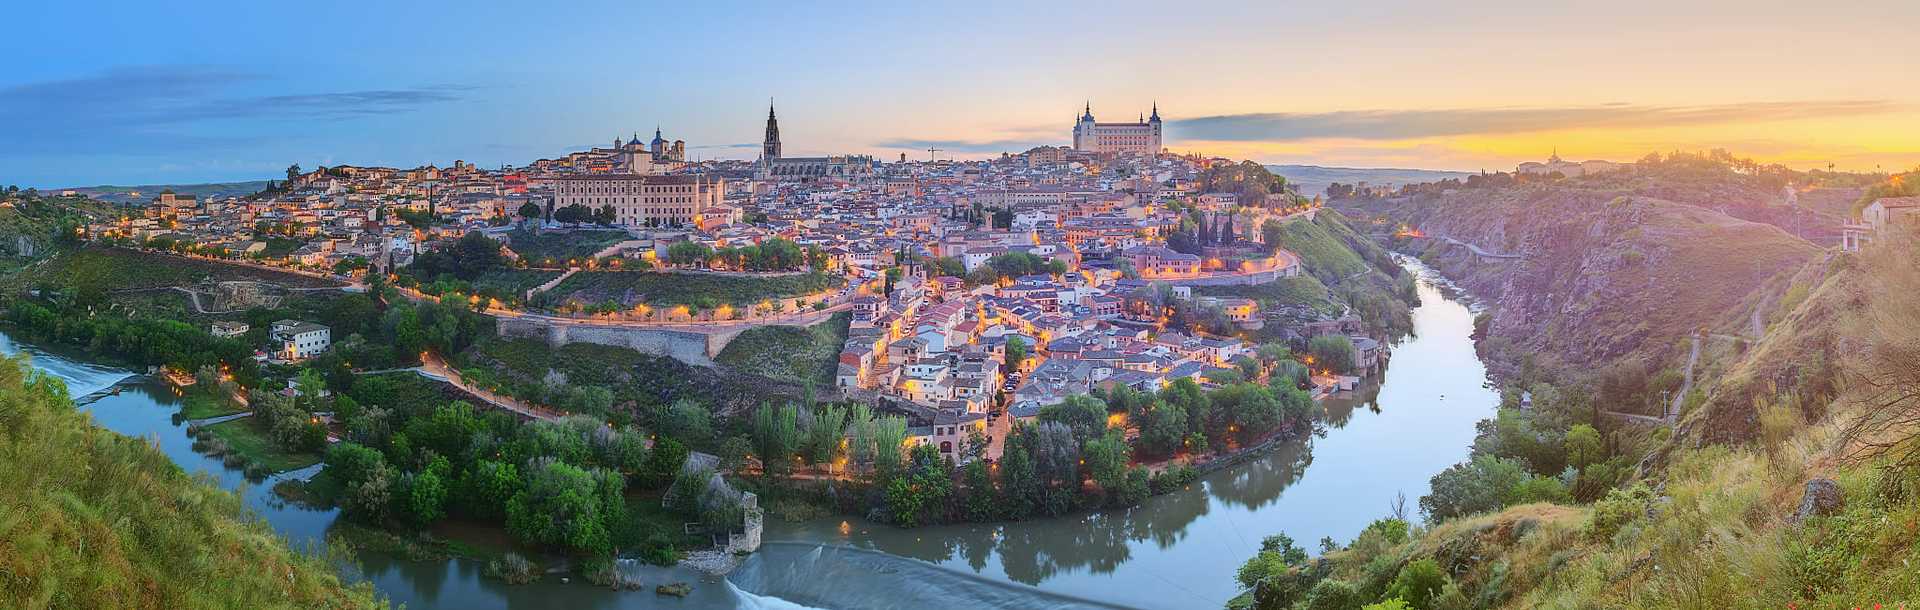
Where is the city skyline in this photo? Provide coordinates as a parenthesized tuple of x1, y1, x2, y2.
(6, 0, 1919, 186)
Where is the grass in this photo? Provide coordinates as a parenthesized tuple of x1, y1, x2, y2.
(1194, 275, 1340, 315)
(547, 269, 834, 308)
(178, 388, 245, 419)
(714, 312, 849, 387)
(205, 418, 322, 472)
(261, 237, 306, 258)
(1266, 213, 1374, 281)
(10, 245, 344, 294)
(0, 355, 382, 608)
(472, 268, 564, 295)
(501, 227, 629, 265)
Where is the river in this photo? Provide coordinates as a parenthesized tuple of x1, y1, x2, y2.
(4, 257, 1495, 609)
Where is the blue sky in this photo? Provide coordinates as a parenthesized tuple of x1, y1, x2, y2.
(6, 1, 1917, 186)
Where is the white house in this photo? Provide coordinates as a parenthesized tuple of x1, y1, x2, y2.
(271, 320, 331, 361)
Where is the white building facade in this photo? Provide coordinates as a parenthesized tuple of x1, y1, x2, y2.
(1072, 103, 1162, 155)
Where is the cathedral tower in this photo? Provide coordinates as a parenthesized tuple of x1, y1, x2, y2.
(762, 102, 782, 161)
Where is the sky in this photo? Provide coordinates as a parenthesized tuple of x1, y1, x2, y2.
(5, 0, 1918, 187)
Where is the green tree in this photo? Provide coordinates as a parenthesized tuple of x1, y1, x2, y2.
(1564, 423, 1605, 469)
(405, 470, 449, 526)
(1308, 335, 1357, 375)
(1038, 394, 1108, 445)
(505, 459, 615, 554)
(752, 403, 799, 477)
(884, 444, 953, 527)
(459, 459, 520, 520)
(517, 201, 544, 223)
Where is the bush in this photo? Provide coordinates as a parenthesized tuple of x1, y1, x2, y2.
(1388, 558, 1448, 609)
(485, 552, 537, 585)
(1585, 483, 1653, 541)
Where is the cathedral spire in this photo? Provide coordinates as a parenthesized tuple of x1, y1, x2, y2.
(1150, 101, 1160, 122)
(762, 99, 782, 161)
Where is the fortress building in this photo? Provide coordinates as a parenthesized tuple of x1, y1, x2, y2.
(1072, 102, 1162, 155)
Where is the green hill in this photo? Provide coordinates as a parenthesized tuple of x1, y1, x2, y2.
(0, 355, 383, 609)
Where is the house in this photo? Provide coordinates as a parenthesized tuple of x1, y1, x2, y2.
(210, 321, 250, 339)
(271, 320, 330, 361)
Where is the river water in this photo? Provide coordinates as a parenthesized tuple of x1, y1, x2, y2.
(4, 258, 1495, 609)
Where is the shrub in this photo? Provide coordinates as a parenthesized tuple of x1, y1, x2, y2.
(1585, 483, 1653, 541)
(1388, 558, 1449, 609)
(485, 552, 537, 585)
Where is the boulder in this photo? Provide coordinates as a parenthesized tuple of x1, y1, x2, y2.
(1789, 477, 1843, 524)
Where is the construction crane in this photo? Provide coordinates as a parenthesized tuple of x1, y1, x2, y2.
(927, 146, 943, 161)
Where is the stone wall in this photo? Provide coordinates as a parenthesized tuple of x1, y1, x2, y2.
(495, 316, 752, 366)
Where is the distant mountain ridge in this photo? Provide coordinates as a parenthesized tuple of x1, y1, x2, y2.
(59, 181, 270, 204)
(1266, 164, 1472, 198)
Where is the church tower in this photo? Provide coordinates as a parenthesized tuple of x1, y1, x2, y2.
(762, 102, 782, 161)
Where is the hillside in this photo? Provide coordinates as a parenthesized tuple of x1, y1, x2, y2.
(1230, 232, 1920, 609)
(60, 181, 271, 204)
(0, 355, 383, 608)
(1341, 182, 1819, 380)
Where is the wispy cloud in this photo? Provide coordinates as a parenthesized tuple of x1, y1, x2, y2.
(1170, 100, 1905, 142)
(873, 137, 1052, 154)
(0, 66, 471, 156)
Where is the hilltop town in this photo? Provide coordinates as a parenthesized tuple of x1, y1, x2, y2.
(52, 103, 1403, 465)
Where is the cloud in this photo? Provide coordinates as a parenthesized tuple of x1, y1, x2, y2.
(873, 137, 1052, 154)
(0, 66, 471, 156)
(1170, 100, 1905, 142)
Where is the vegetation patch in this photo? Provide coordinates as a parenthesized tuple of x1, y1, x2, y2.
(204, 417, 323, 472)
(544, 270, 834, 309)
(714, 313, 849, 387)
(499, 227, 628, 265)
(0, 355, 381, 608)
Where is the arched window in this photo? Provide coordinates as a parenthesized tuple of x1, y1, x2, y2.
(939, 441, 953, 454)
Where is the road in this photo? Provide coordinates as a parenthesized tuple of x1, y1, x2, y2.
(1667, 333, 1701, 422)
(1436, 236, 1522, 259)
(415, 352, 563, 421)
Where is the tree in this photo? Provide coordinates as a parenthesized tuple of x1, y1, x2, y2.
(717, 435, 752, 473)
(959, 457, 996, 522)
(405, 470, 449, 526)
(1420, 454, 1529, 521)
(1004, 336, 1028, 372)
(286, 164, 302, 183)
(667, 241, 712, 268)
(1039, 394, 1109, 445)
(505, 458, 616, 554)
(1307, 335, 1357, 375)
(459, 460, 520, 520)
(1236, 534, 1312, 609)
(1564, 424, 1605, 469)
(885, 444, 954, 527)
(517, 201, 544, 224)
(752, 403, 799, 477)
(1137, 400, 1189, 457)
(657, 399, 715, 446)
(802, 404, 848, 466)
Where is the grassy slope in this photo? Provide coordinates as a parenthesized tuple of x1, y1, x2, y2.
(500, 227, 628, 264)
(548, 270, 834, 307)
(1294, 243, 1920, 609)
(714, 312, 850, 387)
(10, 245, 344, 293)
(0, 356, 382, 608)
